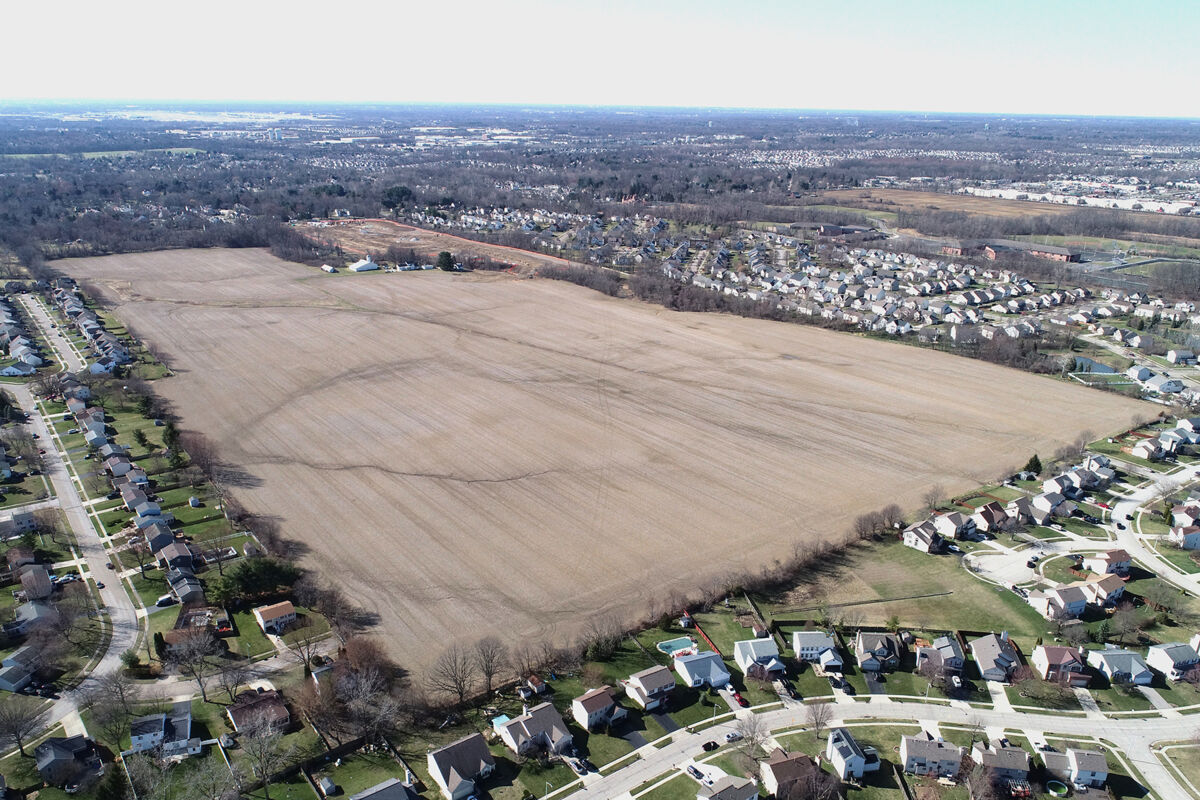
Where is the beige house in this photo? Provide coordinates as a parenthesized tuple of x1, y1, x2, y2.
(252, 601, 297, 634)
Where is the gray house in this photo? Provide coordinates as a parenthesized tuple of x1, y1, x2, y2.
(969, 633, 1019, 683)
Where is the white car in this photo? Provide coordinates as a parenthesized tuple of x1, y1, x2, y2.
(724, 731, 743, 743)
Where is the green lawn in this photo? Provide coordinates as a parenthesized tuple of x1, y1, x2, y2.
(0, 470, 52, 508)
(1152, 679, 1200, 709)
(1088, 684, 1155, 712)
(1151, 542, 1200, 574)
(281, 610, 331, 644)
(1161, 745, 1200, 796)
(229, 611, 277, 658)
(244, 770, 319, 800)
(314, 750, 407, 796)
(640, 773, 699, 800)
(759, 539, 1051, 648)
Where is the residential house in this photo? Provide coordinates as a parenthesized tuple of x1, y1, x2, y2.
(0, 646, 36, 692)
(915, 636, 965, 675)
(674, 652, 731, 688)
(348, 779, 420, 800)
(167, 569, 204, 604)
(226, 689, 290, 732)
(826, 727, 881, 780)
(3, 600, 55, 638)
(427, 733, 495, 800)
(854, 632, 904, 672)
(127, 700, 202, 757)
(157, 541, 194, 572)
(1169, 525, 1200, 550)
(497, 702, 572, 756)
(1087, 647, 1153, 685)
(1032, 492, 1075, 517)
(1145, 642, 1200, 682)
(625, 665, 676, 710)
(1132, 439, 1164, 461)
(792, 631, 842, 672)
(570, 686, 626, 731)
(1031, 646, 1090, 687)
(932, 512, 976, 540)
(900, 733, 964, 777)
(902, 521, 944, 553)
(252, 601, 297, 634)
(1082, 549, 1132, 575)
(968, 633, 1019, 683)
(971, 741, 1031, 783)
(698, 775, 758, 800)
(733, 639, 785, 676)
(34, 736, 97, 787)
(1075, 573, 1126, 607)
(20, 564, 53, 601)
(760, 748, 820, 798)
(1043, 749, 1108, 789)
(971, 501, 1010, 534)
(1028, 585, 1088, 620)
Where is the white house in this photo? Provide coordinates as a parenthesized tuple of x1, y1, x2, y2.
(900, 733, 964, 777)
(792, 631, 842, 671)
(347, 257, 380, 272)
(902, 521, 943, 553)
(1082, 549, 1132, 575)
(1145, 643, 1199, 682)
(1043, 749, 1108, 789)
(673, 652, 730, 688)
(570, 686, 626, 731)
(252, 601, 297, 634)
(733, 639, 785, 676)
(1169, 525, 1200, 549)
(1028, 585, 1088, 620)
(427, 733, 495, 800)
(624, 665, 676, 710)
(1087, 647, 1153, 685)
(826, 727, 881, 780)
(496, 702, 573, 756)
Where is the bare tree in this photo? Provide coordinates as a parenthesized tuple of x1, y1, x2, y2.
(473, 636, 509, 697)
(510, 641, 542, 679)
(50, 584, 95, 649)
(965, 763, 998, 800)
(216, 660, 255, 704)
(293, 682, 344, 745)
(1111, 601, 1141, 644)
(91, 696, 132, 751)
(239, 711, 296, 800)
(804, 699, 833, 741)
(0, 694, 47, 755)
(187, 756, 244, 800)
(288, 634, 322, 672)
(339, 669, 400, 742)
(83, 671, 138, 717)
(128, 540, 153, 577)
(734, 712, 770, 761)
(178, 431, 218, 480)
(879, 503, 905, 531)
(428, 642, 477, 707)
(922, 484, 946, 512)
(169, 629, 222, 702)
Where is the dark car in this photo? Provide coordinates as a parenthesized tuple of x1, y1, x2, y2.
(1026, 560, 1036, 568)
(842, 683, 856, 696)
(580, 759, 596, 772)
(1117, 523, 1126, 530)
(701, 741, 719, 752)
(687, 765, 705, 781)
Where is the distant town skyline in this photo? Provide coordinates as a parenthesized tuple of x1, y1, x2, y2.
(5, 0, 1199, 119)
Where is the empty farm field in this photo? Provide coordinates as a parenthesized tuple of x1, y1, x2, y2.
(818, 188, 1155, 220)
(57, 249, 1143, 664)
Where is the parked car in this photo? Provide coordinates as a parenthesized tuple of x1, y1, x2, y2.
(95, 582, 104, 589)
(842, 683, 856, 696)
(687, 765, 705, 781)
(1097, 502, 1111, 509)
(732, 692, 748, 707)
(1117, 523, 1126, 530)
(1026, 560, 1036, 568)
(580, 759, 596, 772)
(568, 760, 586, 776)
(105, 562, 114, 569)
(724, 731, 743, 743)
(702, 741, 719, 752)
(1125, 514, 1133, 520)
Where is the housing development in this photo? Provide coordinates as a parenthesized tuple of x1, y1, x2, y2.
(3, 57, 1200, 800)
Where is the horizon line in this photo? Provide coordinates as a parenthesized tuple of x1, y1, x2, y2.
(1, 98, 1199, 123)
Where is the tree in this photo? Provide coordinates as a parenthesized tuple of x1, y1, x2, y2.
(239, 711, 295, 800)
(473, 636, 509, 697)
(95, 765, 130, 800)
(734, 712, 770, 761)
(179, 431, 219, 480)
(436, 251, 455, 271)
(1023, 454, 1043, 476)
(128, 540, 153, 577)
(1140, 583, 1181, 623)
(1111, 601, 1141, 644)
(965, 764, 998, 800)
(879, 503, 904, 531)
(0, 694, 46, 755)
(187, 756, 243, 800)
(338, 668, 399, 742)
(885, 614, 901, 633)
(217, 659, 255, 703)
(84, 671, 138, 717)
(169, 628, 222, 702)
(288, 634, 322, 675)
(922, 483, 945, 512)
(293, 682, 344, 745)
(132, 428, 150, 451)
(161, 421, 179, 450)
(428, 642, 477, 707)
(91, 696, 132, 750)
(805, 699, 833, 741)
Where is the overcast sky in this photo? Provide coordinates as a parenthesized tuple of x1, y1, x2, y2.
(4, 0, 1198, 117)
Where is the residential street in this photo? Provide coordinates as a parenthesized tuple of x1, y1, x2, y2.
(562, 697, 1199, 800)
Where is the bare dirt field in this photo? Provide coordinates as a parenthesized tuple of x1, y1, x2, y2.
(819, 188, 1143, 220)
(58, 248, 1144, 665)
(306, 219, 581, 273)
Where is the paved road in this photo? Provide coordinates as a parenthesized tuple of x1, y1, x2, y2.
(10, 297, 137, 728)
(562, 698, 1199, 800)
(19, 293, 88, 373)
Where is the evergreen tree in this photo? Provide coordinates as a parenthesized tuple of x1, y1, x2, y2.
(1023, 454, 1042, 475)
(436, 251, 455, 271)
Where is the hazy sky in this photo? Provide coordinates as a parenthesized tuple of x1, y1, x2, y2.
(5, 0, 1198, 117)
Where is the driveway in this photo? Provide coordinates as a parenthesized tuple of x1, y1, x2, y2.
(864, 672, 886, 695)
(650, 711, 679, 733)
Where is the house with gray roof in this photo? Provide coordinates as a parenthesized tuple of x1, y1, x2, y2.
(1146, 642, 1199, 682)
(1087, 647, 1152, 685)
(915, 635, 965, 675)
(792, 630, 842, 672)
(969, 633, 1019, 683)
(349, 779, 419, 800)
(854, 631, 904, 672)
(971, 740, 1030, 783)
(826, 727, 880, 780)
(496, 702, 573, 756)
(900, 732, 963, 777)
(427, 733, 495, 800)
(1043, 748, 1108, 788)
(674, 651, 730, 688)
